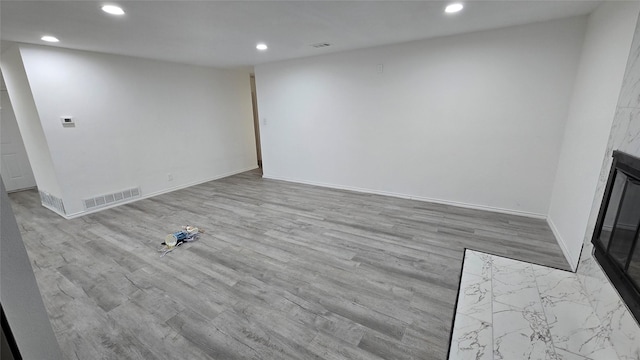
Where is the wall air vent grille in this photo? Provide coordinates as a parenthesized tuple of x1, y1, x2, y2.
(84, 198, 96, 209)
(39, 190, 66, 215)
(83, 187, 141, 210)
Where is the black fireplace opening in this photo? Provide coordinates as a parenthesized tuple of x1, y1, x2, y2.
(592, 150, 640, 324)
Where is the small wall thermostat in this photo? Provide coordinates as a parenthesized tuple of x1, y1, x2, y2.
(61, 116, 75, 127)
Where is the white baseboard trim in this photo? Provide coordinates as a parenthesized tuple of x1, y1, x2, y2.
(262, 174, 547, 219)
(63, 166, 258, 219)
(547, 217, 578, 271)
(6, 186, 37, 194)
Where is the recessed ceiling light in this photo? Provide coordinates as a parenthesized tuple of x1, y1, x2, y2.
(102, 5, 125, 15)
(41, 35, 60, 43)
(445, 3, 464, 13)
(256, 43, 268, 51)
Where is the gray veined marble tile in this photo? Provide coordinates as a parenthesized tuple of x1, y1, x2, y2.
(457, 272, 492, 323)
(449, 313, 492, 360)
(493, 301, 556, 360)
(463, 250, 492, 280)
(577, 243, 600, 279)
(492, 258, 540, 310)
(577, 269, 636, 334)
(579, 271, 640, 360)
(614, 107, 640, 156)
(491, 253, 533, 269)
(604, 308, 640, 360)
(452, 250, 635, 360)
(618, 19, 640, 109)
(554, 348, 592, 360)
(532, 266, 590, 307)
(541, 298, 619, 360)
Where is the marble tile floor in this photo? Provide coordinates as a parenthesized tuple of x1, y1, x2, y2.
(449, 250, 627, 360)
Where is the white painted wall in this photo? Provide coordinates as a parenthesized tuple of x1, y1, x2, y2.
(547, 2, 640, 270)
(1, 88, 37, 192)
(1, 46, 63, 199)
(12, 44, 257, 216)
(255, 17, 586, 217)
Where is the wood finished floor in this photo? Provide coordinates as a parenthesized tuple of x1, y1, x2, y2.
(9, 169, 570, 360)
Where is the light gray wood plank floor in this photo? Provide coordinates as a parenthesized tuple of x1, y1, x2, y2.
(8, 169, 570, 359)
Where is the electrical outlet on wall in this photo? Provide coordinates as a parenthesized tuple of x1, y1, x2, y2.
(167, 173, 174, 181)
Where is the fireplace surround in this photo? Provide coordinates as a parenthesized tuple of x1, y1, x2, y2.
(592, 150, 640, 324)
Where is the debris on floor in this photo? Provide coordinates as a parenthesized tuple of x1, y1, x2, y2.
(159, 225, 203, 257)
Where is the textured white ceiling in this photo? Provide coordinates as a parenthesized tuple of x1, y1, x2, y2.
(0, 1, 601, 69)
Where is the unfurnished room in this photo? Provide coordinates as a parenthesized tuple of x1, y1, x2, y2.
(1, 1, 640, 359)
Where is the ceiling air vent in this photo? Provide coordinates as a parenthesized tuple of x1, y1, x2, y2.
(311, 43, 331, 48)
